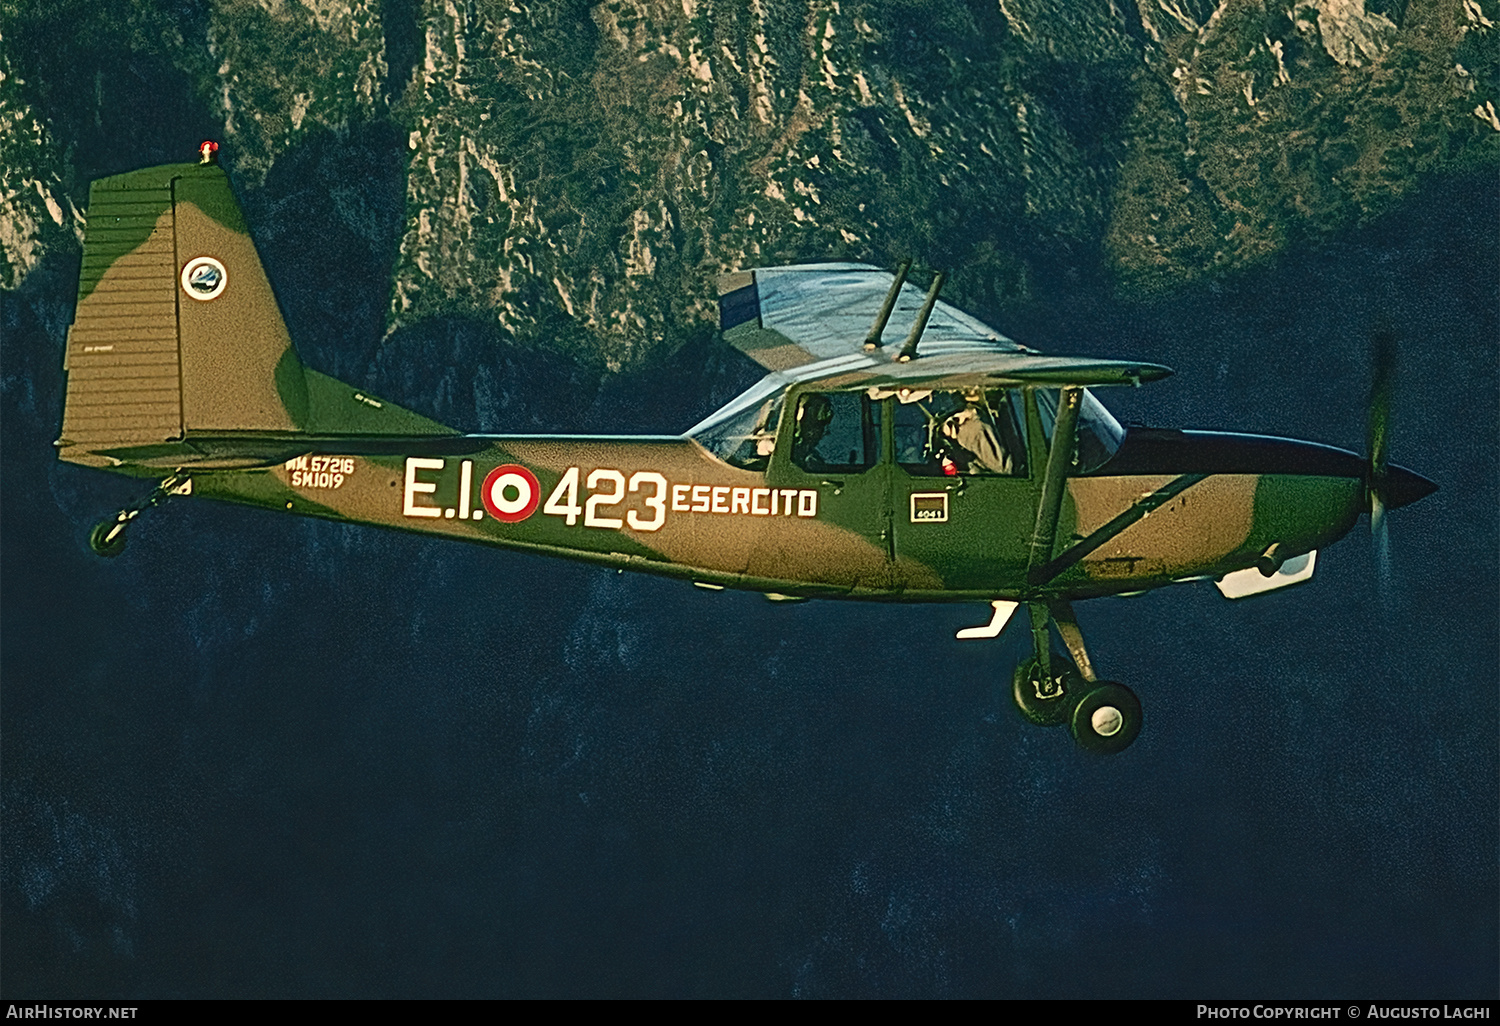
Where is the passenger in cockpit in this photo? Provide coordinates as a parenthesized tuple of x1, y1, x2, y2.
(940, 394, 1013, 475)
(791, 394, 835, 471)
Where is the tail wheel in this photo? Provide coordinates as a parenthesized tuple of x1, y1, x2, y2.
(1011, 657, 1078, 727)
(1069, 682, 1142, 754)
(89, 521, 127, 558)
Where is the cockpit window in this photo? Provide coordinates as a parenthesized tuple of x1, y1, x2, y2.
(692, 376, 1125, 476)
(1035, 388, 1125, 474)
(693, 392, 784, 470)
(891, 388, 1029, 478)
(791, 392, 881, 473)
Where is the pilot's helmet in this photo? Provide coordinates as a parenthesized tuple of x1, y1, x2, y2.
(798, 394, 834, 425)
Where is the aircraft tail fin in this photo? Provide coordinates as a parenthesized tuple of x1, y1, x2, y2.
(58, 154, 451, 472)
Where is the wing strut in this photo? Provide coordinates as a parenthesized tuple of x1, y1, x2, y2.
(1025, 385, 1082, 584)
(1047, 599, 1097, 682)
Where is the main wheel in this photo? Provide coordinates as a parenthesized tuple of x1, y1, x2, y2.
(1011, 657, 1078, 727)
(89, 520, 127, 558)
(1069, 682, 1142, 754)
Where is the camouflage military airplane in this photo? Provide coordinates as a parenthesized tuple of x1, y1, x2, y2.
(57, 145, 1436, 753)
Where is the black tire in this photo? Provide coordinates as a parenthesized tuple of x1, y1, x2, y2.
(1069, 682, 1142, 754)
(89, 521, 127, 558)
(1011, 657, 1077, 727)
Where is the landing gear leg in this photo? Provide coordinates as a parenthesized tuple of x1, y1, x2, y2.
(88, 474, 189, 557)
(1010, 601, 1077, 727)
(1009, 599, 1143, 752)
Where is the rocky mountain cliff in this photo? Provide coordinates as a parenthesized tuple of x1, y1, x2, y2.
(3, 0, 1496, 368)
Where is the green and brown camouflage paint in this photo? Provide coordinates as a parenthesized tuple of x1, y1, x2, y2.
(58, 156, 1373, 603)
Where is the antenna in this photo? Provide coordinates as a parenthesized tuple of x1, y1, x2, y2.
(862, 259, 912, 351)
(897, 271, 946, 363)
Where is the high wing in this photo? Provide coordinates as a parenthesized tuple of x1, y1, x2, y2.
(718, 263, 1024, 371)
(716, 263, 1170, 388)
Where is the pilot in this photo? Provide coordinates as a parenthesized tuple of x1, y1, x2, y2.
(939, 393, 1012, 475)
(792, 394, 835, 470)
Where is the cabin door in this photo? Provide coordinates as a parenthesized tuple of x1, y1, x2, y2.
(763, 389, 896, 594)
(887, 387, 1040, 595)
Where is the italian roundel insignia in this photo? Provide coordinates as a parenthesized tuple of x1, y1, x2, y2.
(482, 464, 541, 522)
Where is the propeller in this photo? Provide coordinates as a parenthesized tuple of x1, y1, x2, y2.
(1366, 327, 1396, 597)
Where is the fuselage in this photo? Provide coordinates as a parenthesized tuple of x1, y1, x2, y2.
(53, 157, 1439, 649)
(182, 424, 1423, 602)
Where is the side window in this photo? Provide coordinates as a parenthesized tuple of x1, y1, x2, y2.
(894, 388, 1028, 478)
(696, 394, 783, 470)
(791, 392, 880, 473)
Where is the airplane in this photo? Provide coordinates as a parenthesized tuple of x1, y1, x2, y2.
(56, 144, 1436, 754)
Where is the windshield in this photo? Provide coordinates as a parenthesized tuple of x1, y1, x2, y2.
(690, 379, 788, 470)
(1035, 388, 1125, 473)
